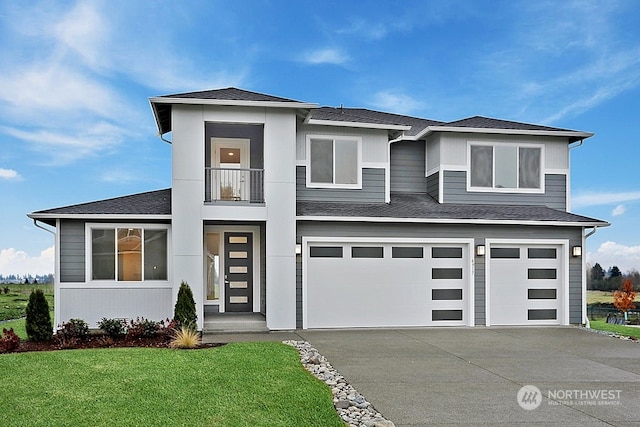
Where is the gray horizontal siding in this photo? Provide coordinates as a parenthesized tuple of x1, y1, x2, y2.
(427, 172, 439, 201)
(442, 170, 567, 210)
(297, 221, 584, 326)
(60, 221, 86, 283)
(390, 141, 427, 193)
(296, 166, 385, 203)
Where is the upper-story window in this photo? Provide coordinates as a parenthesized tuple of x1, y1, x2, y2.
(307, 135, 361, 188)
(468, 143, 543, 192)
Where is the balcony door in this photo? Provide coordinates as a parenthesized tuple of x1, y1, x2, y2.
(211, 138, 250, 201)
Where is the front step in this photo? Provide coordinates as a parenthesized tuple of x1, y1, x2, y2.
(203, 313, 268, 333)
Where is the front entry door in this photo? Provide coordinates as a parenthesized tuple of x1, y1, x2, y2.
(224, 232, 253, 312)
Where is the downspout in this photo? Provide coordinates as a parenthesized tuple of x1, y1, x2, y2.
(158, 132, 172, 144)
(32, 219, 55, 236)
(582, 226, 600, 328)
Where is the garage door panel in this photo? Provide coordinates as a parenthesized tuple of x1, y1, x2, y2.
(305, 242, 470, 328)
(489, 243, 564, 326)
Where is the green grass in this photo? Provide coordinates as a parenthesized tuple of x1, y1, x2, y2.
(586, 290, 614, 304)
(589, 320, 640, 340)
(0, 317, 27, 338)
(0, 284, 54, 321)
(0, 342, 344, 427)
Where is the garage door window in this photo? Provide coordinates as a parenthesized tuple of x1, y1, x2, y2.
(528, 248, 557, 259)
(432, 247, 463, 258)
(528, 289, 557, 299)
(528, 268, 557, 279)
(528, 309, 557, 320)
(432, 310, 463, 321)
(432, 268, 463, 280)
(392, 247, 423, 258)
(352, 247, 384, 258)
(432, 289, 463, 300)
(309, 246, 343, 258)
(490, 248, 520, 258)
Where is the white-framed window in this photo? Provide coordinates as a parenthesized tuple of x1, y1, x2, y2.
(468, 142, 543, 192)
(306, 135, 361, 188)
(88, 224, 169, 282)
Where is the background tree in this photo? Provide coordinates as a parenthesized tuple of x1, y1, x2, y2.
(25, 289, 52, 341)
(613, 279, 636, 320)
(589, 263, 605, 290)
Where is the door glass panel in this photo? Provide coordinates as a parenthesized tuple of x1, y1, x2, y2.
(229, 296, 248, 304)
(229, 281, 248, 289)
(229, 251, 248, 259)
(229, 266, 248, 273)
(206, 233, 221, 301)
(229, 236, 248, 244)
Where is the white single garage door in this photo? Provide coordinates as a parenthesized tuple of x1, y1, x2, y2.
(487, 242, 567, 326)
(303, 239, 472, 329)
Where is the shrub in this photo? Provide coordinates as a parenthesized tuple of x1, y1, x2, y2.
(0, 328, 20, 353)
(169, 325, 200, 349)
(97, 318, 127, 339)
(25, 289, 53, 341)
(173, 281, 197, 330)
(56, 319, 89, 340)
(126, 317, 163, 340)
(3, 286, 9, 294)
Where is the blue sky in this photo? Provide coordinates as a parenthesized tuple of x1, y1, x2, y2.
(1, 0, 639, 275)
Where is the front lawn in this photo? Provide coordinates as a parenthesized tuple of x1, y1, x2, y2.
(589, 320, 640, 340)
(0, 284, 54, 321)
(0, 342, 344, 427)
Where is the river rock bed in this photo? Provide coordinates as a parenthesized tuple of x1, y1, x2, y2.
(283, 340, 395, 427)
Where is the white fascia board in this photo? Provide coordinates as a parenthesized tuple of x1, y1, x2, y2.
(415, 126, 593, 140)
(149, 96, 318, 110)
(306, 118, 411, 131)
(27, 213, 172, 221)
(296, 215, 609, 228)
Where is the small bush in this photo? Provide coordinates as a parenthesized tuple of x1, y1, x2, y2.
(97, 318, 127, 339)
(25, 289, 52, 341)
(173, 281, 197, 330)
(3, 286, 9, 294)
(56, 319, 89, 340)
(0, 328, 20, 353)
(169, 326, 201, 349)
(127, 317, 163, 340)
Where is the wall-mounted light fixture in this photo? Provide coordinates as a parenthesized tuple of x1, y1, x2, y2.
(476, 245, 486, 257)
(572, 246, 582, 257)
(295, 244, 302, 255)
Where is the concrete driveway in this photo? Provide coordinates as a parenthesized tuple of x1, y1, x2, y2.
(295, 327, 640, 426)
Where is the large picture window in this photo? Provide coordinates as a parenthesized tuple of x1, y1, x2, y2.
(469, 143, 542, 191)
(91, 227, 168, 281)
(307, 136, 360, 188)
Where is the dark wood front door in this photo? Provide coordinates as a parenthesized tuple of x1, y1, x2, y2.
(224, 232, 253, 312)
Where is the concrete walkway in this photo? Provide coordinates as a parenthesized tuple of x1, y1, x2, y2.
(203, 327, 640, 426)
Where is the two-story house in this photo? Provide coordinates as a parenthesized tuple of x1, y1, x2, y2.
(28, 88, 608, 331)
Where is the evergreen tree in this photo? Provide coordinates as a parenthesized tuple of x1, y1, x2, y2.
(173, 281, 197, 330)
(25, 289, 52, 341)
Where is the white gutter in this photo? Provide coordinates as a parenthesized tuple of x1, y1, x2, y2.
(32, 218, 56, 236)
(149, 96, 318, 110)
(413, 125, 594, 141)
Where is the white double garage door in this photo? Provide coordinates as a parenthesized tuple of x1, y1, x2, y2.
(302, 238, 568, 329)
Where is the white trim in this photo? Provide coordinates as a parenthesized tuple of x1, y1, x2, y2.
(84, 223, 172, 287)
(204, 225, 261, 313)
(581, 229, 587, 325)
(29, 214, 171, 221)
(149, 96, 317, 110)
(302, 237, 474, 329)
(54, 219, 61, 329)
(466, 141, 545, 194)
(415, 125, 593, 140)
(484, 239, 569, 326)
(306, 118, 411, 131)
(296, 215, 608, 228)
(305, 135, 363, 189)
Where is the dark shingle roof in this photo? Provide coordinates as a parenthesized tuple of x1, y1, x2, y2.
(297, 192, 607, 225)
(157, 87, 304, 103)
(309, 107, 443, 136)
(31, 189, 171, 216)
(442, 116, 575, 132)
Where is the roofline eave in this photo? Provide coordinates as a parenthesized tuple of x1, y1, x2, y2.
(149, 96, 318, 110)
(27, 213, 172, 221)
(305, 118, 411, 131)
(414, 125, 594, 141)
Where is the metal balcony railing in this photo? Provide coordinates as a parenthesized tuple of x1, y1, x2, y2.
(205, 167, 264, 203)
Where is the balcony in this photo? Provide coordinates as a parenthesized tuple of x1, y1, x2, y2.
(205, 167, 264, 203)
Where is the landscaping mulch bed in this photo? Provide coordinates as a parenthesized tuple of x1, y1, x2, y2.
(11, 335, 224, 353)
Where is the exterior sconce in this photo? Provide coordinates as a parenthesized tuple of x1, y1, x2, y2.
(476, 245, 486, 257)
(295, 244, 302, 255)
(572, 246, 582, 257)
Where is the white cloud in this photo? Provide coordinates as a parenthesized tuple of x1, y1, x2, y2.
(0, 168, 20, 180)
(301, 48, 349, 65)
(587, 241, 640, 274)
(572, 191, 640, 209)
(0, 246, 54, 276)
(612, 204, 626, 216)
(370, 91, 426, 115)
